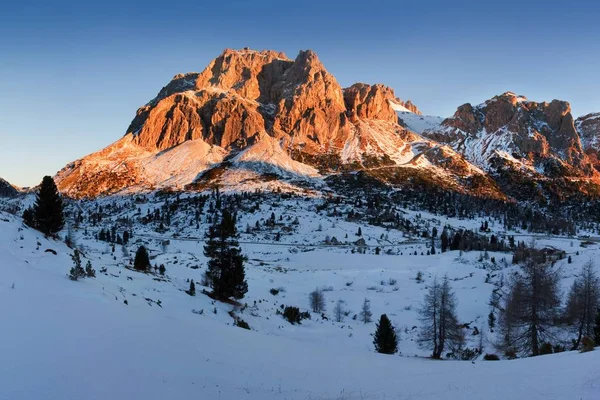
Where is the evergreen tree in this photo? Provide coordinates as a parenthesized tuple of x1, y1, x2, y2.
(204, 209, 248, 300)
(134, 245, 150, 272)
(22, 207, 34, 227)
(373, 314, 398, 354)
(440, 229, 449, 253)
(33, 176, 64, 236)
(85, 260, 96, 278)
(68, 249, 85, 281)
(188, 280, 196, 296)
(123, 230, 130, 244)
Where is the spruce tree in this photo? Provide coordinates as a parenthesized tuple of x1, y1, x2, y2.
(85, 260, 96, 278)
(68, 250, 85, 281)
(134, 245, 150, 272)
(204, 209, 248, 300)
(373, 314, 398, 354)
(33, 176, 64, 236)
(188, 280, 196, 296)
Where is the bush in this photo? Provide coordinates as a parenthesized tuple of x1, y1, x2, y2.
(539, 342, 553, 355)
(235, 319, 251, 330)
(454, 347, 479, 361)
(270, 288, 279, 296)
(553, 344, 566, 353)
(581, 336, 595, 353)
(504, 349, 517, 360)
(283, 306, 310, 325)
(483, 353, 500, 361)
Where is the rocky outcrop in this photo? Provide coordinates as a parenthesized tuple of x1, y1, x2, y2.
(343, 83, 398, 123)
(425, 92, 594, 177)
(576, 113, 600, 170)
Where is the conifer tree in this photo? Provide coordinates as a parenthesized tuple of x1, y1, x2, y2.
(85, 260, 96, 278)
(33, 176, 64, 236)
(69, 249, 85, 281)
(204, 209, 248, 300)
(373, 314, 398, 354)
(134, 245, 150, 272)
(188, 280, 196, 296)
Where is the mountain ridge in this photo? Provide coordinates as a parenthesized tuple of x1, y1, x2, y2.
(55, 49, 600, 203)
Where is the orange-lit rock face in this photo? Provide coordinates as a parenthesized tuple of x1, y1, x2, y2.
(127, 49, 428, 155)
(427, 92, 594, 177)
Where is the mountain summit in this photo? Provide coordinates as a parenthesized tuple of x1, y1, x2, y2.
(55, 49, 600, 202)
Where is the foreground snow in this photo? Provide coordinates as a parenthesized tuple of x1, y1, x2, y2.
(0, 208, 598, 399)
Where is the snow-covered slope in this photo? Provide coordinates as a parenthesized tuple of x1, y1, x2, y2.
(396, 110, 444, 134)
(1, 200, 598, 399)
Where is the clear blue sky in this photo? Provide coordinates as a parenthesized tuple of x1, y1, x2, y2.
(1, 0, 600, 187)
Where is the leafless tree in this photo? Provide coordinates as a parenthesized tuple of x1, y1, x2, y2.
(564, 261, 600, 349)
(309, 287, 326, 313)
(500, 259, 561, 356)
(418, 276, 464, 358)
(333, 299, 345, 322)
(360, 298, 372, 324)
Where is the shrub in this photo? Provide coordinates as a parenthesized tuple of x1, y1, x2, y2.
(483, 353, 500, 361)
(270, 288, 280, 296)
(553, 344, 566, 353)
(504, 349, 517, 360)
(235, 319, 251, 330)
(539, 342, 553, 355)
(283, 306, 301, 324)
(581, 336, 595, 352)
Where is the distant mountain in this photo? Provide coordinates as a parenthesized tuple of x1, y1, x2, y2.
(57, 48, 486, 198)
(0, 177, 18, 198)
(55, 49, 600, 204)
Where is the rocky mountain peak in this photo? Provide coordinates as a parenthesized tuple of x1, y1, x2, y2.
(343, 83, 398, 123)
(426, 92, 592, 177)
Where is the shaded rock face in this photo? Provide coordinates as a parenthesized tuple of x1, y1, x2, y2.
(576, 113, 600, 171)
(426, 92, 593, 176)
(0, 178, 18, 198)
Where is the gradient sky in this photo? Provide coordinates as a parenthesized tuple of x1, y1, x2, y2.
(1, 0, 600, 187)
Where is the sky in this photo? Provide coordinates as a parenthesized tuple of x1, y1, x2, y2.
(1, 0, 600, 187)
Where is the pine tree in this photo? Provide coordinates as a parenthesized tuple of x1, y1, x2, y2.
(85, 260, 96, 278)
(204, 209, 248, 300)
(373, 314, 398, 354)
(33, 176, 64, 236)
(68, 249, 85, 281)
(188, 280, 196, 296)
(134, 245, 150, 272)
(440, 229, 449, 253)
